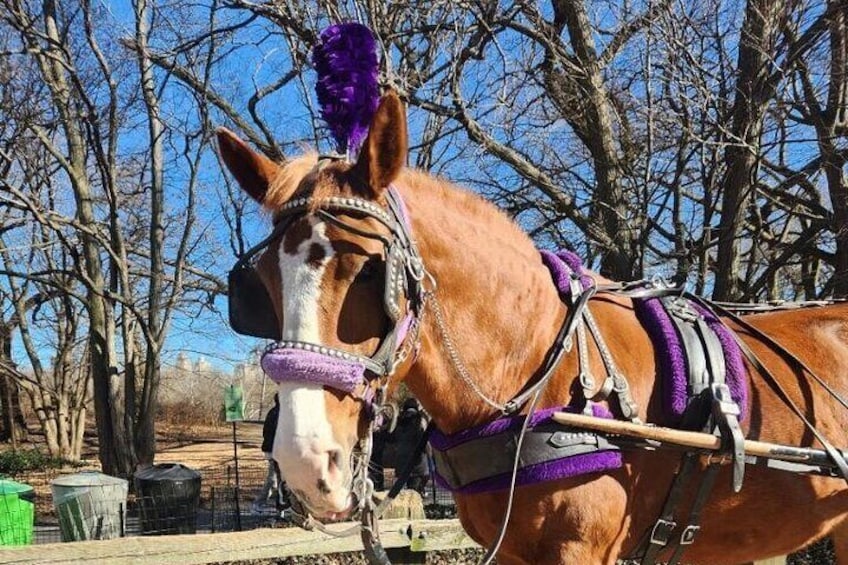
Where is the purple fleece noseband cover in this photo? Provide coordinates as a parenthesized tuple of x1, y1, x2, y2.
(261, 348, 367, 393)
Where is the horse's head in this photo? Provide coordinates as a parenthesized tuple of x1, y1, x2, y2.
(218, 92, 421, 519)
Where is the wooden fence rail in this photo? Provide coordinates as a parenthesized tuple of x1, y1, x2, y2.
(0, 519, 478, 565)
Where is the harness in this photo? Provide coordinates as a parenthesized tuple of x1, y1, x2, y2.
(228, 172, 848, 564)
(430, 404, 622, 494)
(420, 252, 748, 565)
(630, 295, 745, 564)
(226, 165, 594, 562)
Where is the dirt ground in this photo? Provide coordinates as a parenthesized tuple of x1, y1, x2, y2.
(7, 419, 269, 521)
(155, 420, 267, 472)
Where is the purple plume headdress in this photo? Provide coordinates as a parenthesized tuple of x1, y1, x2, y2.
(312, 23, 381, 157)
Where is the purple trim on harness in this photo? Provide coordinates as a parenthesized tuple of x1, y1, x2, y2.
(390, 186, 412, 227)
(634, 298, 689, 419)
(396, 312, 413, 349)
(634, 298, 748, 422)
(261, 348, 367, 393)
(433, 450, 622, 495)
(430, 404, 622, 494)
(540, 250, 594, 297)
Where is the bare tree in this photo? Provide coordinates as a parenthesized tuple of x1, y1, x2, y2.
(150, 0, 846, 302)
(2, 0, 845, 470)
(0, 0, 209, 474)
(786, 0, 848, 296)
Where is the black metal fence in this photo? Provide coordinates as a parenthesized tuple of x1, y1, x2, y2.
(19, 462, 456, 545)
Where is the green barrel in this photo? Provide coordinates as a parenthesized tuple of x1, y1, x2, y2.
(0, 479, 34, 546)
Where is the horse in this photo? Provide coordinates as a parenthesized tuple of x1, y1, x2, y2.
(217, 91, 848, 564)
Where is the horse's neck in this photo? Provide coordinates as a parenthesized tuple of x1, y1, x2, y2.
(397, 173, 569, 434)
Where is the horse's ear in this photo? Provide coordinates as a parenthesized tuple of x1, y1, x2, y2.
(216, 127, 279, 203)
(354, 91, 408, 195)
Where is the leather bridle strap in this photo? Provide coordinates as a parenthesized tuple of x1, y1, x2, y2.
(502, 284, 597, 415)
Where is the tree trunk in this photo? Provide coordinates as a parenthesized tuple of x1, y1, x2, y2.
(549, 0, 635, 280)
(35, 0, 133, 476)
(0, 324, 27, 447)
(133, 0, 165, 467)
(824, 4, 848, 297)
(713, 0, 786, 301)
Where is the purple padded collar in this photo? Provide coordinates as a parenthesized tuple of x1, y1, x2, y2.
(430, 404, 622, 494)
(261, 348, 367, 393)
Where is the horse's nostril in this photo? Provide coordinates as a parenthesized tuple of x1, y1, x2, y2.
(317, 478, 331, 495)
(329, 449, 342, 470)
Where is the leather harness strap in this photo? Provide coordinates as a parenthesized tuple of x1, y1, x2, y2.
(431, 422, 620, 492)
(640, 452, 700, 564)
(687, 295, 848, 483)
(665, 460, 722, 565)
(637, 296, 746, 565)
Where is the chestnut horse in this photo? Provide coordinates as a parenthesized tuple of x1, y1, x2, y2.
(217, 92, 848, 564)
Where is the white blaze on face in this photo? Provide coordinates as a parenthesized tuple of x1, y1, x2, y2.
(271, 218, 337, 497)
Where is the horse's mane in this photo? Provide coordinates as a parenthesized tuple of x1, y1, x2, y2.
(264, 153, 318, 211)
(398, 168, 532, 247)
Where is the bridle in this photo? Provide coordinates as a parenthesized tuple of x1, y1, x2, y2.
(227, 160, 429, 531)
(228, 181, 427, 378)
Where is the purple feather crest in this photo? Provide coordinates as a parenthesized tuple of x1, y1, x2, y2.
(312, 23, 380, 156)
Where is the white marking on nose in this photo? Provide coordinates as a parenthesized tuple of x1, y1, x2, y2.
(270, 219, 340, 498)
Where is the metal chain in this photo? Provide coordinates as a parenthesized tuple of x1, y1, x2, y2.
(427, 292, 508, 412)
(388, 315, 421, 376)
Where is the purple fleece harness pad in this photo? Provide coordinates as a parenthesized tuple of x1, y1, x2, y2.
(261, 348, 367, 393)
(635, 298, 749, 422)
(429, 404, 622, 495)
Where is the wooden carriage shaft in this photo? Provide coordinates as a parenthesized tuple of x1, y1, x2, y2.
(551, 412, 845, 471)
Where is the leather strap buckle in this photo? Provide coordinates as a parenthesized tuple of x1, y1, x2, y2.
(649, 518, 676, 546)
(680, 524, 700, 545)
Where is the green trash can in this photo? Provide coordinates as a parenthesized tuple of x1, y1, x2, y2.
(0, 479, 34, 546)
(51, 472, 128, 541)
